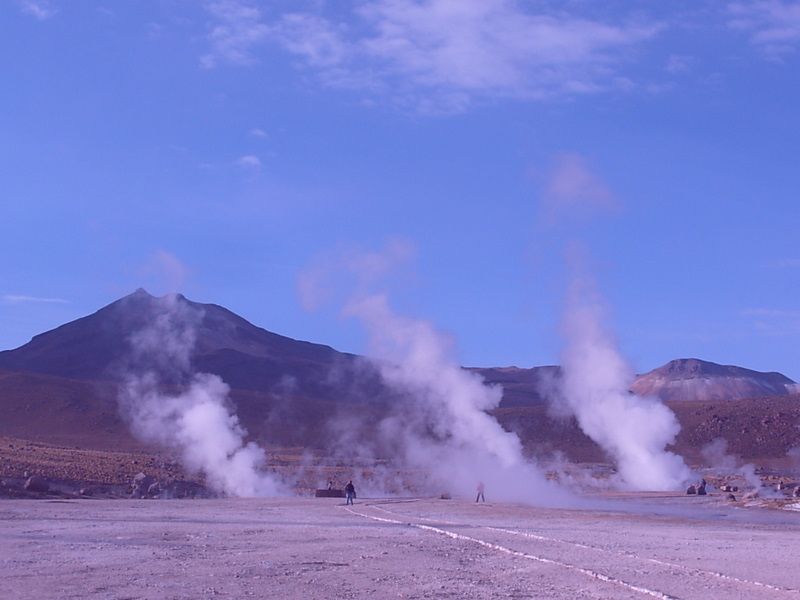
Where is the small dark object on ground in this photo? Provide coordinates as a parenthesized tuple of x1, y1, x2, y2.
(315, 489, 345, 498)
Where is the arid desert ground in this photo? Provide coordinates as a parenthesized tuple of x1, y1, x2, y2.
(3, 492, 800, 600)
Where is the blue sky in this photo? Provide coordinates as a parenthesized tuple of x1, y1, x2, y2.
(2, 0, 799, 380)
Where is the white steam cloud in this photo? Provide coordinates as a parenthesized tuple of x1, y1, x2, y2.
(118, 293, 286, 497)
(701, 438, 768, 494)
(541, 155, 690, 491)
(303, 242, 572, 506)
(554, 273, 690, 490)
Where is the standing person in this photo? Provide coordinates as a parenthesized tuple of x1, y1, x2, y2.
(345, 480, 356, 505)
(476, 481, 485, 502)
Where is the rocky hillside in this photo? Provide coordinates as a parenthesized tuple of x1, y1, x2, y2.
(630, 358, 794, 402)
(1, 289, 799, 473)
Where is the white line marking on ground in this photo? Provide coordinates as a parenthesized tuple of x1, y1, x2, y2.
(486, 525, 800, 595)
(344, 505, 680, 600)
(366, 501, 799, 595)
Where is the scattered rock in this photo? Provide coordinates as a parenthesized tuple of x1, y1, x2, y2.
(131, 472, 156, 499)
(24, 475, 50, 493)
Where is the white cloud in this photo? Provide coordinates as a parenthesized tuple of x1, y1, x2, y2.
(236, 155, 261, 168)
(2, 295, 68, 304)
(269, 12, 349, 69)
(136, 251, 192, 295)
(665, 54, 692, 73)
(16, 0, 57, 20)
(201, 0, 271, 68)
(202, 1, 661, 112)
(741, 308, 800, 335)
(298, 238, 417, 312)
(540, 153, 619, 224)
(356, 1, 656, 94)
(728, 1, 800, 56)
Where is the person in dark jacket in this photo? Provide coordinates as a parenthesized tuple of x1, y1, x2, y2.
(345, 480, 356, 505)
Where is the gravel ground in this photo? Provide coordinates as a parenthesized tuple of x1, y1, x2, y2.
(3, 493, 800, 600)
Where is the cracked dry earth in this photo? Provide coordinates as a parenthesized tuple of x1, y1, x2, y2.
(2, 494, 800, 600)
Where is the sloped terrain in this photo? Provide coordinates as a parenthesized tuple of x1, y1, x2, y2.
(2, 290, 799, 494)
(631, 358, 794, 402)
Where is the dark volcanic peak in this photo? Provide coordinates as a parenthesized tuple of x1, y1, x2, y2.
(631, 358, 795, 402)
(0, 289, 353, 388)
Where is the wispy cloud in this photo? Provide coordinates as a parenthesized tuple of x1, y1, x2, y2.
(774, 258, 800, 268)
(298, 238, 417, 312)
(236, 155, 261, 168)
(540, 153, 619, 225)
(16, 0, 57, 20)
(742, 308, 800, 317)
(201, 0, 271, 68)
(136, 250, 192, 295)
(728, 1, 800, 57)
(202, 1, 662, 112)
(2, 295, 68, 304)
(741, 308, 800, 335)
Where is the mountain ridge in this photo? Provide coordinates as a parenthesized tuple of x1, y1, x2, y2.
(1, 289, 799, 463)
(0, 289, 794, 405)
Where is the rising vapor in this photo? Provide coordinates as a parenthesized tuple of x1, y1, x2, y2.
(303, 242, 572, 505)
(540, 154, 690, 491)
(554, 272, 690, 490)
(117, 292, 286, 497)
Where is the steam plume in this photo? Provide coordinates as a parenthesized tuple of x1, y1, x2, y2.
(302, 241, 571, 505)
(118, 293, 285, 497)
(554, 271, 690, 490)
(701, 438, 768, 493)
(539, 154, 691, 491)
(347, 293, 570, 504)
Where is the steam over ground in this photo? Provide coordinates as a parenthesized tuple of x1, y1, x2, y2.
(114, 155, 703, 499)
(115, 242, 696, 500)
(117, 293, 287, 497)
(341, 293, 572, 505)
(551, 274, 690, 491)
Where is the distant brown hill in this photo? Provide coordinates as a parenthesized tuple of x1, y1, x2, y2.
(473, 359, 795, 406)
(630, 358, 794, 402)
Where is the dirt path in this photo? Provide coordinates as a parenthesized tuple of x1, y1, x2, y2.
(2, 495, 799, 599)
